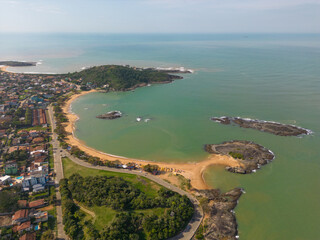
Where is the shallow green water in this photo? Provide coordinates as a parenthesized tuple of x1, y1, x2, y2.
(2, 34, 320, 239)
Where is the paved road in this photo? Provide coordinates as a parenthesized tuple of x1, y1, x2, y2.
(49, 105, 203, 240)
(48, 106, 68, 240)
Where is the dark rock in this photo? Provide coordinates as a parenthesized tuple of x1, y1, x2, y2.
(96, 111, 122, 119)
(194, 188, 243, 240)
(205, 140, 275, 174)
(211, 116, 312, 136)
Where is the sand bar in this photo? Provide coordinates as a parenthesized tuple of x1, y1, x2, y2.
(62, 90, 242, 189)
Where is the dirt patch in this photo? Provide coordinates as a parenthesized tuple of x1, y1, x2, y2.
(0, 215, 13, 227)
(39, 205, 54, 211)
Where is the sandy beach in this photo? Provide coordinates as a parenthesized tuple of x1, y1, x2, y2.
(0, 66, 8, 72)
(62, 90, 242, 189)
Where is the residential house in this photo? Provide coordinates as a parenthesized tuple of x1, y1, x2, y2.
(0, 175, 12, 185)
(16, 221, 32, 234)
(32, 137, 44, 144)
(12, 209, 29, 224)
(28, 199, 46, 209)
(33, 211, 48, 223)
(19, 232, 36, 240)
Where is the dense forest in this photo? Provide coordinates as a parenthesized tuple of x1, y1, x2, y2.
(60, 174, 194, 240)
(67, 65, 181, 90)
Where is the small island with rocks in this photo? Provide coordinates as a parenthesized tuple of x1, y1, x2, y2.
(205, 140, 275, 174)
(96, 111, 122, 119)
(211, 116, 312, 136)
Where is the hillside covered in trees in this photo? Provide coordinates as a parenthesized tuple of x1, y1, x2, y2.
(67, 65, 183, 90)
(60, 174, 194, 240)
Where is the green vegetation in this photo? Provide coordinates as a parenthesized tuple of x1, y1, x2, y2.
(62, 157, 159, 197)
(61, 158, 194, 240)
(25, 107, 32, 126)
(41, 230, 55, 240)
(20, 125, 48, 131)
(0, 188, 19, 213)
(194, 220, 208, 240)
(68, 65, 176, 90)
(2, 150, 29, 163)
(229, 151, 244, 159)
(177, 174, 191, 190)
(48, 144, 54, 169)
(143, 164, 159, 173)
(0, 61, 36, 67)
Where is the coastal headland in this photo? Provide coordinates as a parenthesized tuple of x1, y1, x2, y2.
(62, 90, 243, 190)
(0, 61, 37, 67)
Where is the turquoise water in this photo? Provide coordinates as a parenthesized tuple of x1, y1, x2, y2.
(1, 34, 320, 239)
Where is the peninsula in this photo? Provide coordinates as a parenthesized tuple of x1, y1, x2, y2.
(0, 61, 37, 67)
(212, 116, 311, 136)
(66, 65, 188, 91)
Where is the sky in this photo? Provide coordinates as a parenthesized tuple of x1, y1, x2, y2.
(0, 0, 320, 33)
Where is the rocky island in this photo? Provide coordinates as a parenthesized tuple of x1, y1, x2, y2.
(205, 140, 275, 174)
(211, 116, 311, 136)
(0, 61, 37, 67)
(194, 188, 243, 240)
(96, 111, 122, 119)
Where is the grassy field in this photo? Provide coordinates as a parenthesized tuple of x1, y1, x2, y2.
(79, 204, 166, 231)
(61, 157, 171, 237)
(19, 126, 49, 131)
(62, 157, 161, 197)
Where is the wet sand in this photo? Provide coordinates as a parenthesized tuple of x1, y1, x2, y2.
(62, 90, 242, 189)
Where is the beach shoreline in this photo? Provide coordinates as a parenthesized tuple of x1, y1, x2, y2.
(0, 66, 8, 72)
(62, 90, 242, 190)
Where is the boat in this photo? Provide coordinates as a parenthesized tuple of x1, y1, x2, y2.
(136, 117, 142, 122)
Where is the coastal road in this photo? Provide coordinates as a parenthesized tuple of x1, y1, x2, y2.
(48, 106, 68, 240)
(49, 105, 203, 240)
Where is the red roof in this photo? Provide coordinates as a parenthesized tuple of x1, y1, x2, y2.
(19, 232, 36, 240)
(29, 199, 45, 208)
(12, 209, 28, 220)
(17, 221, 31, 232)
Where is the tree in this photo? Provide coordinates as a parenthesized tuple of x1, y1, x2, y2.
(0, 190, 19, 213)
(41, 230, 55, 240)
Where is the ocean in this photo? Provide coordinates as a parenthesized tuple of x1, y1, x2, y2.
(1, 33, 320, 239)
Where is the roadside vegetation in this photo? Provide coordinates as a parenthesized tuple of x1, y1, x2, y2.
(61, 157, 194, 240)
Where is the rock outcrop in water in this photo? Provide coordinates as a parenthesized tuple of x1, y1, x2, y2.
(211, 116, 311, 136)
(96, 111, 122, 119)
(193, 188, 243, 240)
(205, 140, 274, 174)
